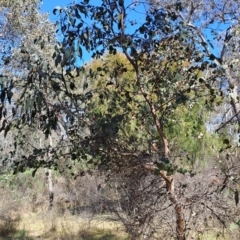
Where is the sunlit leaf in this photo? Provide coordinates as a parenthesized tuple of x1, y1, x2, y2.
(53, 6, 61, 15)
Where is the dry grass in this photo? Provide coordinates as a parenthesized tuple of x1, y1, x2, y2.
(0, 171, 128, 240)
(16, 208, 128, 240)
(0, 171, 238, 239)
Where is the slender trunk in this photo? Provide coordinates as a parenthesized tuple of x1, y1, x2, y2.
(160, 171, 185, 240)
(46, 168, 54, 209)
(144, 165, 186, 240)
(229, 87, 240, 127)
(40, 137, 54, 210)
(224, 69, 240, 128)
(47, 135, 54, 210)
(124, 48, 186, 240)
(139, 84, 186, 239)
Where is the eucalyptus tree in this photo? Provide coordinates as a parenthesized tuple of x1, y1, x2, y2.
(50, 1, 214, 239)
(147, 0, 240, 137)
(0, 0, 57, 127)
(0, 0, 60, 153)
(146, 1, 240, 234)
(0, 0, 58, 209)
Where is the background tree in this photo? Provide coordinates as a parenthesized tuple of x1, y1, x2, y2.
(45, 2, 226, 239)
(0, 0, 60, 211)
(147, 0, 240, 135)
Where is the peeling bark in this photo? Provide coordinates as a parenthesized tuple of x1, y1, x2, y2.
(40, 137, 54, 210)
(160, 171, 185, 240)
(140, 85, 186, 240)
(143, 168, 186, 239)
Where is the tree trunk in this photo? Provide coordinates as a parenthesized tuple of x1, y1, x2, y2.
(46, 168, 54, 209)
(144, 167, 186, 239)
(127, 49, 186, 240)
(47, 135, 54, 210)
(40, 137, 54, 210)
(160, 171, 185, 240)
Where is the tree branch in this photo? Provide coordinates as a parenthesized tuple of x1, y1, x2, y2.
(215, 110, 240, 132)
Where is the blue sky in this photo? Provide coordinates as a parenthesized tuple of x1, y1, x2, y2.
(40, 0, 226, 62)
(41, 0, 91, 63)
(41, 0, 71, 17)
(40, 0, 147, 63)
(40, 0, 146, 23)
(41, 0, 74, 28)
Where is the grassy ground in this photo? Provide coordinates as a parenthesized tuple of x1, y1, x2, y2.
(0, 203, 236, 240)
(1, 210, 232, 240)
(0, 209, 128, 240)
(0, 171, 238, 239)
(0, 171, 128, 240)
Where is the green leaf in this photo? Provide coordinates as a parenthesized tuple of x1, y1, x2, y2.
(70, 82, 75, 90)
(25, 96, 33, 111)
(53, 6, 61, 15)
(1, 89, 6, 103)
(77, 22, 83, 29)
(223, 139, 230, 145)
(76, 4, 88, 17)
(0, 105, 2, 120)
(0, 75, 8, 84)
(4, 123, 11, 138)
(209, 54, 217, 61)
(236, 220, 240, 226)
(85, 92, 93, 99)
(139, 26, 146, 34)
(63, 47, 72, 62)
(130, 47, 137, 56)
(200, 41, 207, 47)
(12, 107, 16, 117)
(76, 40, 82, 58)
(2, 108, 6, 118)
(0, 119, 6, 132)
(174, 73, 183, 81)
(50, 115, 58, 130)
(55, 54, 62, 67)
(32, 168, 38, 177)
(51, 80, 61, 91)
(7, 90, 13, 104)
(83, 81, 88, 89)
(118, 0, 124, 7)
(33, 148, 42, 155)
(235, 190, 239, 206)
(40, 40, 45, 49)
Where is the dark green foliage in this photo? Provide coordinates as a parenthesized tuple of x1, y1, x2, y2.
(0, 0, 224, 176)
